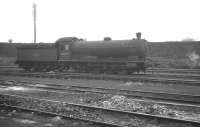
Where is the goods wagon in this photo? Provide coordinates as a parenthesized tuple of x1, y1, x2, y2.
(16, 33, 147, 74)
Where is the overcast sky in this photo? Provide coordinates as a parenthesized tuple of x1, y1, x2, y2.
(0, 0, 199, 42)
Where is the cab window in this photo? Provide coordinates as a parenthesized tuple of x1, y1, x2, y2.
(65, 45, 69, 50)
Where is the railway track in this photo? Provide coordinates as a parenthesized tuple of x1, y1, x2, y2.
(0, 71, 200, 86)
(0, 105, 115, 127)
(147, 68, 200, 74)
(1, 67, 200, 126)
(0, 66, 18, 68)
(1, 79, 200, 105)
(1, 80, 200, 111)
(147, 73, 200, 80)
(1, 65, 200, 80)
(0, 94, 125, 127)
(1, 65, 200, 74)
(0, 90, 199, 127)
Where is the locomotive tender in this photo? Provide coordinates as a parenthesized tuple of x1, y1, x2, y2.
(15, 33, 147, 74)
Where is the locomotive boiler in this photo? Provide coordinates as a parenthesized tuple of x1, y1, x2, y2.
(15, 33, 147, 74)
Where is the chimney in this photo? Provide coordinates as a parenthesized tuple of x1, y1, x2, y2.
(104, 37, 112, 41)
(8, 39, 13, 43)
(136, 32, 141, 40)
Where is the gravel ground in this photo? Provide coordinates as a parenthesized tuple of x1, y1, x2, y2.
(0, 94, 197, 127)
(0, 87, 199, 122)
(0, 75, 200, 95)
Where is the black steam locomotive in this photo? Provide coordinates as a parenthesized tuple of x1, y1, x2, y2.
(15, 33, 147, 74)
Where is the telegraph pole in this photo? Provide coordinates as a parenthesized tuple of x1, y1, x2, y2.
(33, 3, 36, 43)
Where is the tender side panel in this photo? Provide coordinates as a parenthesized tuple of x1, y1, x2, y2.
(17, 48, 57, 61)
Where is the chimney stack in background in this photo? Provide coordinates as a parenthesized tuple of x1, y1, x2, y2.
(136, 32, 141, 40)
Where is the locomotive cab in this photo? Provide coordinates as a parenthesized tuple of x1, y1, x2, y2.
(55, 37, 78, 60)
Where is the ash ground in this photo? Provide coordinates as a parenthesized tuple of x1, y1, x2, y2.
(0, 75, 199, 95)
